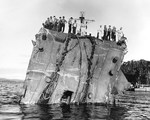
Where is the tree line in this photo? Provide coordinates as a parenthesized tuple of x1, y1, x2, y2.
(121, 59, 150, 86)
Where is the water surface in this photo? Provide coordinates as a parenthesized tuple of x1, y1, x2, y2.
(0, 80, 150, 120)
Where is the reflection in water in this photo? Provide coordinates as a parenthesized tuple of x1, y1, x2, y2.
(0, 103, 128, 120)
(0, 81, 150, 120)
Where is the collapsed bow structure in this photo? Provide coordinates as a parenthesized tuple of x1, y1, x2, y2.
(21, 27, 130, 104)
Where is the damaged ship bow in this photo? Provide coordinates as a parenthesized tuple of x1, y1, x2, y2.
(21, 28, 129, 104)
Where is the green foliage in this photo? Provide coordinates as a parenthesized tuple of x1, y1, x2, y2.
(121, 59, 150, 85)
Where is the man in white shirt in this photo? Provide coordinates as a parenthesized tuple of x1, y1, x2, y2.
(80, 21, 88, 36)
(73, 20, 77, 34)
(97, 25, 103, 39)
(68, 17, 73, 33)
(61, 16, 67, 32)
(117, 27, 124, 41)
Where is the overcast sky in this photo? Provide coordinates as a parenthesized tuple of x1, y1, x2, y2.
(0, 0, 150, 79)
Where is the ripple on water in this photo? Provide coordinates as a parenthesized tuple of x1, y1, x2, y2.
(0, 81, 150, 120)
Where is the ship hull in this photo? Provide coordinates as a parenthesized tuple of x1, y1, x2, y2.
(21, 28, 128, 104)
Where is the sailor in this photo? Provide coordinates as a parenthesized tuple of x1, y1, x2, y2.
(111, 26, 116, 41)
(103, 25, 107, 40)
(61, 16, 67, 32)
(49, 16, 53, 30)
(107, 25, 112, 41)
(97, 25, 103, 40)
(73, 20, 77, 34)
(68, 17, 73, 33)
(116, 27, 127, 47)
(58, 17, 62, 32)
(42, 23, 46, 28)
(80, 21, 88, 36)
(44, 18, 50, 29)
(97, 32, 99, 39)
(53, 16, 58, 31)
(117, 27, 124, 41)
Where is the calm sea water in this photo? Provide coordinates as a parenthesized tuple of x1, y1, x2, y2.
(0, 80, 150, 120)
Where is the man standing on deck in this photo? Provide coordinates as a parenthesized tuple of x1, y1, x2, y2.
(53, 16, 58, 31)
(68, 17, 73, 33)
(61, 16, 67, 32)
(58, 17, 62, 32)
(97, 25, 103, 39)
(49, 16, 53, 30)
(111, 26, 116, 41)
(73, 20, 77, 34)
(107, 25, 112, 41)
(117, 27, 124, 41)
(103, 25, 107, 40)
(80, 21, 88, 36)
(44, 18, 50, 29)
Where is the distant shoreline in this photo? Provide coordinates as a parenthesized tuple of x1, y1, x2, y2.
(0, 78, 24, 83)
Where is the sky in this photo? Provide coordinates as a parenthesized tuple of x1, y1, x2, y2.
(0, 0, 150, 80)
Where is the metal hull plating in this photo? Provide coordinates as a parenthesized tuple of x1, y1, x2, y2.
(21, 28, 129, 104)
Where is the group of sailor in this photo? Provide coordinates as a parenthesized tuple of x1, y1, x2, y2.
(42, 16, 78, 34)
(42, 16, 125, 43)
(97, 25, 124, 42)
(67, 17, 89, 36)
(68, 17, 78, 34)
(42, 16, 67, 32)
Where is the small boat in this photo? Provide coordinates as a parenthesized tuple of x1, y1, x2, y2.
(134, 85, 150, 92)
